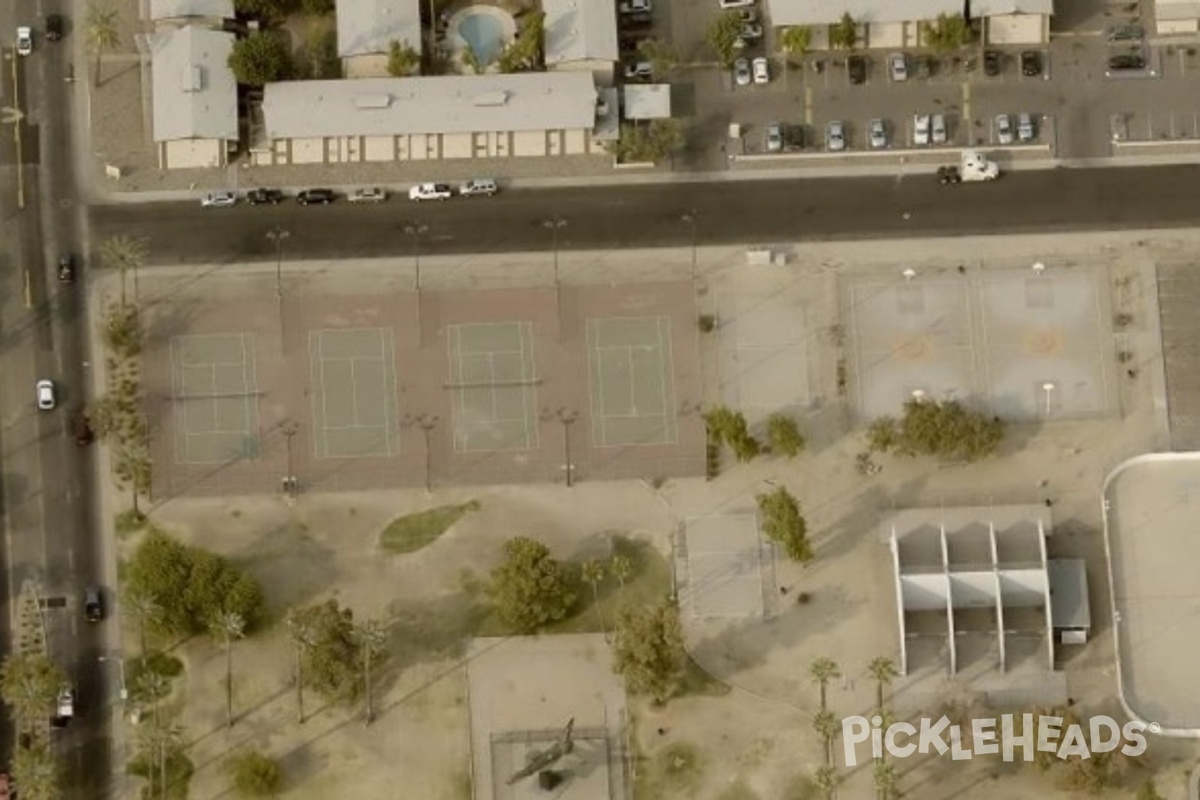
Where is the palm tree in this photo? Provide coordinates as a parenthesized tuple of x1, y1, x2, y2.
(11, 743, 60, 800)
(610, 554, 633, 590)
(813, 764, 838, 800)
(0, 654, 65, 724)
(352, 619, 387, 725)
(123, 588, 159, 662)
(872, 760, 899, 800)
(809, 656, 840, 711)
(97, 234, 148, 307)
(210, 611, 245, 728)
(137, 669, 170, 730)
(812, 709, 838, 766)
(581, 559, 606, 635)
(138, 720, 183, 800)
(866, 656, 897, 712)
(286, 608, 313, 724)
(85, 3, 121, 88)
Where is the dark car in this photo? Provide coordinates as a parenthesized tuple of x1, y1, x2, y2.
(983, 50, 1001, 76)
(1107, 53, 1145, 71)
(45, 14, 64, 42)
(1107, 24, 1143, 41)
(297, 188, 336, 205)
(618, 11, 652, 27)
(1021, 50, 1042, 77)
(848, 55, 866, 85)
(936, 166, 962, 185)
(84, 587, 103, 622)
(57, 255, 74, 283)
(618, 35, 643, 53)
(72, 408, 93, 446)
(246, 188, 284, 205)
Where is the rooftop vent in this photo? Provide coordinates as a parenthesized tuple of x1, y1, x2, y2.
(472, 91, 510, 107)
(355, 94, 393, 109)
(182, 65, 204, 92)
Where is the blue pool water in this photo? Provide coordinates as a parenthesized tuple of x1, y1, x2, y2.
(458, 12, 505, 65)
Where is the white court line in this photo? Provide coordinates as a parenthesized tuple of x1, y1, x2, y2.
(518, 322, 534, 448)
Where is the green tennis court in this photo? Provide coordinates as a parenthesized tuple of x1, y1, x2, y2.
(171, 333, 259, 463)
(587, 317, 677, 446)
(309, 328, 397, 458)
(447, 322, 538, 451)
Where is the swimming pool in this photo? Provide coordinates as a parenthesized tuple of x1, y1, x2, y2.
(449, 7, 515, 68)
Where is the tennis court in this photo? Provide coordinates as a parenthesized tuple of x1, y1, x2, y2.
(447, 322, 539, 452)
(309, 328, 398, 458)
(170, 333, 260, 464)
(586, 317, 677, 446)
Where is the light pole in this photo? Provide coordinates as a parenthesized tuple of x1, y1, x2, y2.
(1042, 382, 1056, 417)
(541, 407, 578, 487)
(404, 222, 428, 341)
(680, 210, 698, 281)
(98, 654, 128, 702)
(267, 226, 290, 344)
(543, 216, 568, 338)
(402, 413, 439, 492)
(282, 420, 299, 498)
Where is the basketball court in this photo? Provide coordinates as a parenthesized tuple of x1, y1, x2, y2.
(680, 514, 769, 619)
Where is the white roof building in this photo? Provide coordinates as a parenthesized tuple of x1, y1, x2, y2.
(769, 0, 960, 26)
(148, 0, 234, 21)
(336, 0, 423, 58)
(147, 25, 238, 168)
(543, 0, 619, 76)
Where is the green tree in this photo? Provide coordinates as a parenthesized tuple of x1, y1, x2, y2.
(706, 10, 744, 69)
(234, 0, 300, 16)
(85, 3, 120, 87)
(292, 599, 361, 703)
(286, 608, 313, 724)
(866, 656, 897, 712)
(97, 234, 149, 308)
(703, 406, 760, 462)
(104, 303, 142, 357)
(210, 611, 246, 728)
(303, 28, 340, 79)
(813, 765, 839, 800)
(0, 654, 66, 723)
(767, 413, 806, 457)
(488, 537, 576, 632)
(829, 13, 857, 49)
(498, 12, 544, 72)
(1137, 779, 1166, 800)
(225, 750, 283, 798)
(386, 40, 421, 76)
(113, 435, 152, 517)
(921, 13, 975, 52)
(124, 587, 161, 661)
(606, 120, 686, 165)
(872, 760, 899, 800)
(611, 601, 686, 704)
(301, 0, 333, 13)
(228, 32, 293, 86)
(756, 487, 814, 563)
(812, 709, 837, 764)
(809, 656, 839, 711)
(636, 38, 679, 75)
(352, 618, 387, 725)
(867, 398, 1004, 462)
(11, 743, 61, 800)
(581, 559, 607, 635)
(778, 26, 812, 62)
(610, 554, 633, 591)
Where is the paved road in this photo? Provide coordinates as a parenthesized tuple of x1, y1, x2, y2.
(1, 0, 109, 794)
(91, 164, 1200, 263)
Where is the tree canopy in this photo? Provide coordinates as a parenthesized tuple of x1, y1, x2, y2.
(866, 398, 1004, 462)
(387, 40, 421, 76)
(756, 487, 814, 563)
(611, 602, 686, 704)
(606, 119, 685, 165)
(292, 599, 362, 702)
(766, 413, 805, 457)
(704, 406, 760, 462)
(0, 654, 67, 723)
(921, 13, 975, 52)
(706, 10, 743, 69)
(829, 13, 857, 49)
(498, 12, 544, 72)
(228, 32, 293, 86)
(778, 26, 812, 59)
(125, 531, 264, 638)
(226, 751, 283, 798)
(488, 537, 575, 632)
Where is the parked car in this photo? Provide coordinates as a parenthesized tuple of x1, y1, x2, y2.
(738, 8, 758, 22)
(1021, 50, 1042, 77)
(623, 60, 653, 80)
(765, 122, 783, 153)
(57, 255, 74, 283)
(85, 587, 104, 622)
(1018, 112, 1036, 142)
(1107, 25, 1143, 41)
(72, 408, 93, 446)
(752, 56, 769, 84)
(618, 11, 652, 27)
(45, 14, 64, 42)
(869, 118, 887, 149)
(995, 113, 1014, 144)
(201, 191, 237, 208)
(408, 182, 453, 201)
(52, 686, 74, 727)
(848, 55, 866, 85)
(618, 0, 651, 12)
(741, 22, 763, 40)
(460, 178, 498, 197)
(719, 0, 755, 9)
(983, 50, 1001, 76)
(1107, 53, 1145, 71)
(888, 53, 907, 82)
(246, 188, 284, 205)
(348, 187, 387, 203)
(297, 188, 336, 205)
(16, 26, 32, 56)
(914, 54, 933, 79)
(733, 57, 751, 86)
(913, 114, 930, 146)
(826, 120, 846, 151)
(931, 113, 947, 145)
(36, 379, 55, 411)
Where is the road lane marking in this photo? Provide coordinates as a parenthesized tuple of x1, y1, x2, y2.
(804, 87, 812, 126)
(24, 268, 31, 309)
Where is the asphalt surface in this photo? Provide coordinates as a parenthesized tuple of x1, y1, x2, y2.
(91, 164, 1200, 263)
(0, 1, 109, 795)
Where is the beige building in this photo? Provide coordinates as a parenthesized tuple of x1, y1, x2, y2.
(147, 0, 233, 26)
(336, 0, 423, 78)
(253, 73, 603, 165)
(542, 0, 619, 85)
(147, 25, 239, 169)
(770, 0, 1051, 47)
(974, 0, 1052, 44)
(1155, 0, 1200, 35)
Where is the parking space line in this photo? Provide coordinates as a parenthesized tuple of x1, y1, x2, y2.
(804, 87, 812, 126)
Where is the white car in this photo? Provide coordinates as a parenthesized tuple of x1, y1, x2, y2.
(623, 60, 653, 80)
(460, 178, 497, 197)
(913, 114, 930, 146)
(52, 686, 74, 727)
(16, 26, 32, 56)
(1018, 112, 1036, 142)
(869, 118, 887, 149)
(348, 187, 387, 203)
(765, 122, 783, 153)
(201, 191, 237, 208)
(752, 57, 769, 84)
(995, 113, 1014, 145)
(619, 0, 651, 12)
(733, 57, 751, 86)
(826, 120, 846, 151)
(931, 113, 947, 145)
(408, 183, 453, 201)
(719, 0, 755, 8)
(36, 380, 55, 411)
(889, 53, 907, 82)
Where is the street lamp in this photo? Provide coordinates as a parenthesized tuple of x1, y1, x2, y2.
(403, 223, 429, 343)
(543, 216, 568, 338)
(401, 413, 439, 492)
(98, 654, 128, 702)
(540, 407, 578, 487)
(1041, 382, 1056, 417)
(902, 268, 917, 281)
(680, 210, 698, 280)
(281, 420, 299, 498)
(266, 226, 290, 343)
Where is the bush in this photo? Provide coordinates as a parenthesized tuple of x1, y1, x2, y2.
(756, 487, 814, 563)
(866, 398, 1004, 462)
(228, 32, 292, 86)
(488, 537, 575, 632)
(612, 602, 686, 704)
(766, 413, 805, 458)
(226, 750, 283, 798)
(704, 406, 760, 463)
(292, 599, 361, 702)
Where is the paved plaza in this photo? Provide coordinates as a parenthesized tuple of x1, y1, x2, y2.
(681, 514, 770, 619)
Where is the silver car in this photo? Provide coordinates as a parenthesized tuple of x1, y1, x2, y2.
(913, 114, 930, 146)
(995, 113, 1014, 145)
(1018, 113, 1036, 142)
(348, 187, 387, 203)
(869, 118, 887, 149)
(733, 57, 751, 86)
(765, 122, 783, 153)
(201, 191, 237, 208)
(826, 120, 846, 151)
(889, 53, 907, 82)
(931, 114, 947, 145)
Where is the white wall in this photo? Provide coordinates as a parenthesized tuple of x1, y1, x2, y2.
(162, 138, 225, 169)
(950, 573, 998, 607)
(291, 138, 325, 164)
(901, 575, 948, 610)
(999, 570, 1048, 605)
(867, 22, 905, 49)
